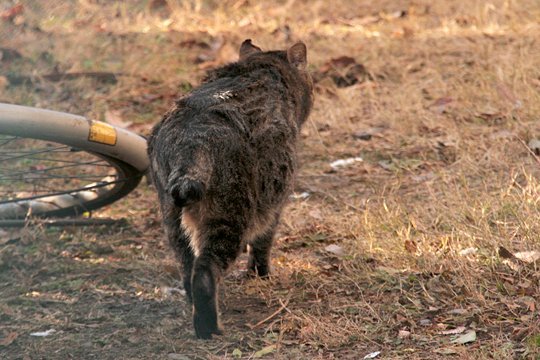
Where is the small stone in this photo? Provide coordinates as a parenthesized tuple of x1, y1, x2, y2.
(325, 244, 346, 256)
(352, 131, 372, 140)
(168, 354, 190, 360)
(528, 139, 540, 155)
(398, 330, 411, 339)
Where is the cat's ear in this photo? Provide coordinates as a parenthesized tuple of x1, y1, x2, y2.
(287, 42, 307, 70)
(239, 39, 262, 60)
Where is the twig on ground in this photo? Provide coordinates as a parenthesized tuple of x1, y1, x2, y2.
(516, 137, 540, 166)
(313, 188, 363, 212)
(6, 72, 120, 86)
(247, 296, 291, 330)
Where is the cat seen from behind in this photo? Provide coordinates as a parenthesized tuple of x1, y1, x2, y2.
(147, 39, 313, 339)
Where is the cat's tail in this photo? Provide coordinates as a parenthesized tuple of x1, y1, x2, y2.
(167, 171, 206, 208)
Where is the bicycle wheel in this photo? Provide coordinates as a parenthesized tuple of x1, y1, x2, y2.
(0, 103, 149, 220)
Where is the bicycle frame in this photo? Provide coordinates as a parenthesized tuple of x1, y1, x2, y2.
(0, 103, 149, 172)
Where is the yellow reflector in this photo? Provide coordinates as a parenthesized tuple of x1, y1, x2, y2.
(88, 121, 117, 145)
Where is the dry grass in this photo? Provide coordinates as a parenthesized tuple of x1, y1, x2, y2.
(1, 0, 540, 359)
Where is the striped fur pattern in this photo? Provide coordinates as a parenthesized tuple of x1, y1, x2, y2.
(147, 40, 313, 339)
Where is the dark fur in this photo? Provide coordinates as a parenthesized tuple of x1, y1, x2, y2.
(147, 40, 313, 339)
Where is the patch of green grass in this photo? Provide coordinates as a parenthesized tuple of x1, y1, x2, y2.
(527, 334, 540, 350)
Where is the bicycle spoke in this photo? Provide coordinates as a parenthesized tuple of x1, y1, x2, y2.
(0, 145, 72, 162)
(1, 156, 109, 165)
(0, 178, 129, 204)
(0, 160, 112, 179)
(0, 104, 145, 219)
(0, 136, 127, 205)
(0, 136, 18, 147)
(0, 174, 115, 182)
(0, 175, 116, 196)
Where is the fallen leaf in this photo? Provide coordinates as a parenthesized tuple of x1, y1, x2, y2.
(179, 38, 212, 49)
(477, 106, 502, 121)
(498, 246, 529, 270)
(513, 251, 540, 263)
(194, 36, 227, 67)
(319, 56, 357, 72)
(0, 229, 22, 245)
(352, 127, 385, 140)
(290, 191, 310, 200)
(30, 329, 56, 337)
(352, 131, 372, 140)
(496, 82, 522, 109)
(363, 351, 381, 359)
(0, 332, 18, 346)
(459, 247, 478, 256)
(404, 239, 417, 254)
(253, 344, 276, 358)
(127, 335, 140, 344)
(330, 157, 363, 170)
(378, 160, 396, 171)
(308, 209, 323, 220)
(447, 308, 468, 315)
(271, 24, 292, 42)
(325, 244, 345, 256)
(433, 347, 459, 355)
(148, 0, 170, 12)
(167, 354, 190, 360)
(429, 97, 453, 114)
(451, 330, 476, 344)
(528, 139, 540, 156)
(384, 10, 408, 20)
(0, 4, 23, 21)
(498, 246, 516, 260)
(398, 330, 411, 339)
(161, 286, 186, 298)
(439, 326, 467, 335)
(489, 130, 515, 140)
(517, 296, 536, 312)
(411, 172, 435, 183)
(0, 47, 22, 61)
(309, 233, 327, 242)
(316, 56, 371, 88)
(376, 266, 401, 274)
(517, 279, 532, 290)
(232, 348, 242, 358)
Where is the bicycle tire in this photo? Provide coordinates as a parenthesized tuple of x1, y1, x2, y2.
(0, 103, 149, 220)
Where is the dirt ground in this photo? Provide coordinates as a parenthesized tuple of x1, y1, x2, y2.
(1, 0, 540, 359)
